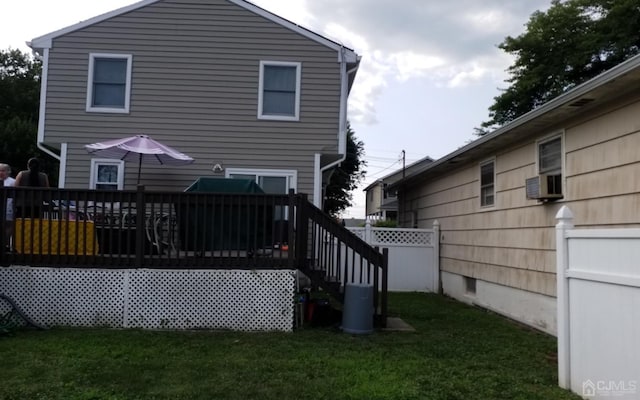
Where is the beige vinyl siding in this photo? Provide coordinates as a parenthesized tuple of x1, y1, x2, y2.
(44, 0, 344, 194)
(400, 93, 640, 298)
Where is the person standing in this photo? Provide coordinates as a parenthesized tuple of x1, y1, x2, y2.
(0, 163, 15, 249)
(14, 158, 50, 218)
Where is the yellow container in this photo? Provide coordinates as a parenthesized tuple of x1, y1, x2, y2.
(14, 219, 99, 255)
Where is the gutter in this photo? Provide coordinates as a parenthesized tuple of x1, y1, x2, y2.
(315, 47, 358, 206)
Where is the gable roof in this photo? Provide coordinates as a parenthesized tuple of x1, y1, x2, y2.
(389, 53, 640, 191)
(28, 0, 359, 63)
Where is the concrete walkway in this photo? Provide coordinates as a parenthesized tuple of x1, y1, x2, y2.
(382, 317, 415, 332)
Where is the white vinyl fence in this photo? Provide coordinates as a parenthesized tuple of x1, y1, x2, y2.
(348, 220, 440, 292)
(556, 206, 640, 399)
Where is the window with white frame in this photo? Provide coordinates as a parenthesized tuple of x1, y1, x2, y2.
(480, 159, 495, 207)
(258, 61, 301, 121)
(86, 53, 132, 113)
(538, 135, 562, 175)
(90, 159, 125, 190)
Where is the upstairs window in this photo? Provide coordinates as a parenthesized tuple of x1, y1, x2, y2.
(538, 136, 562, 175)
(383, 183, 397, 199)
(90, 159, 124, 190)
(258, 61, 301, 121)
(480, 159, 495, 207)
(87, 53, 132, 113)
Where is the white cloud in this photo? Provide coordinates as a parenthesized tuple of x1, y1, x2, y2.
(462, 9, 521, 35)
(389, 51, 446, 82)
(348, 50, 390, 125)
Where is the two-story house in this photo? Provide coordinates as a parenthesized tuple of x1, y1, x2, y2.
(28, 0, 359, 209)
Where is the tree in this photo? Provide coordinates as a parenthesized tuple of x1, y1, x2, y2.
(323, 123, 366, 216)
(480, 0, 640, 132)
(0, 48, 51, 178)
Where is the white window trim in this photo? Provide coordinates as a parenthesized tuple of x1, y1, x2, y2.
(536, 132, 565, 175)
(86, 53, 133, 113)
(90, 159, 125, 190)
(257, 61, 301, 121)
(225, 168, 297, 192)
(479, 158, 496, 209)
(535, 131, 566, 200)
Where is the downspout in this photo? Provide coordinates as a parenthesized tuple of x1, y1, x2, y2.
(34, 48, 61, 163)
(316, 47, 355, 207)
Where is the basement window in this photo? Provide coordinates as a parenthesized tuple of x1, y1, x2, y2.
(464, 276, 477, 295)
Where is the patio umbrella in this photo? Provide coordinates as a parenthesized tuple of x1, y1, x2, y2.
(85, 134, 195, 184)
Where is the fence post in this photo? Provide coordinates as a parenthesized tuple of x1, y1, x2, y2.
(555, 205, 574, 389)
(135, 185, 146, 269)
(365, 218, 372, 244)
(432, 220, 440, 294)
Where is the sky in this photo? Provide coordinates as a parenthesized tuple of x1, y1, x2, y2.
(2, 0, 552, 217)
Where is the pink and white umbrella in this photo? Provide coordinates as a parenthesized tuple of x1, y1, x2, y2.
(85, 134, 195, 184)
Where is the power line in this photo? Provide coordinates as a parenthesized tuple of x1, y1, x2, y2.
(365, 160, 402, 179)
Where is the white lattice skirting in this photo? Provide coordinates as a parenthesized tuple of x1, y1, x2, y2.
(0, 267, 296, 332)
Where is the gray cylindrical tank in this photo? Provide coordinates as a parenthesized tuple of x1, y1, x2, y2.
(341, 283, 374, 334)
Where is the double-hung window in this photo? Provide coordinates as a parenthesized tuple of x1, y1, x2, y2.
(90, 159, 125, 190)
(86, 53, 132, 113)
(480, 159, 495, 207)
(538, 136, 562, 175)
(258, 61, 301, 121)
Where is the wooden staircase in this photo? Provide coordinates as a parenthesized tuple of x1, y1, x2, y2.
(293, 195, 388, 326)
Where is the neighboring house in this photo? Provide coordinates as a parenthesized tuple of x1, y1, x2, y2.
(390, 54, 640, 335)
(28, 0, 359, 209)
(364, 156, 433, 221)
(364, 180, 397, 221)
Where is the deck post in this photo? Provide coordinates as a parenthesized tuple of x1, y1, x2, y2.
(135, 185, 146, 268)
(0, 180, 5, 265)
(287, 189, 295, 269)
(295, 193, 309, 266)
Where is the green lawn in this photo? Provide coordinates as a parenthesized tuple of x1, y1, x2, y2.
(0, 293, 580, 400)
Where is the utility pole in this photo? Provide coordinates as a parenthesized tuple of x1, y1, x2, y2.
(401, 150, 406, 178)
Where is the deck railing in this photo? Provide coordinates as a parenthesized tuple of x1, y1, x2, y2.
(0, 186, 388, 324)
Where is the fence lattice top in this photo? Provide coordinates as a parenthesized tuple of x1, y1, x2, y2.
(349, 227, 434, 247)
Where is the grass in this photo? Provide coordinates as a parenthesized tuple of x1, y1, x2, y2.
(0, 293, 580, 400)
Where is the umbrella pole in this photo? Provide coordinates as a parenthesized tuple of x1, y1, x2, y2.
(137, 153, 142, 184)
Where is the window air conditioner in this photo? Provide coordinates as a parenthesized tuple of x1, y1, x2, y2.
(526, 174, 563, 200)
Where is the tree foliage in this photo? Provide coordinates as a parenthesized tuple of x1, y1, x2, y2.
(323, 123, 366, 216)
(480, 0, 640, 132)
(0, 48, 45, 177)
